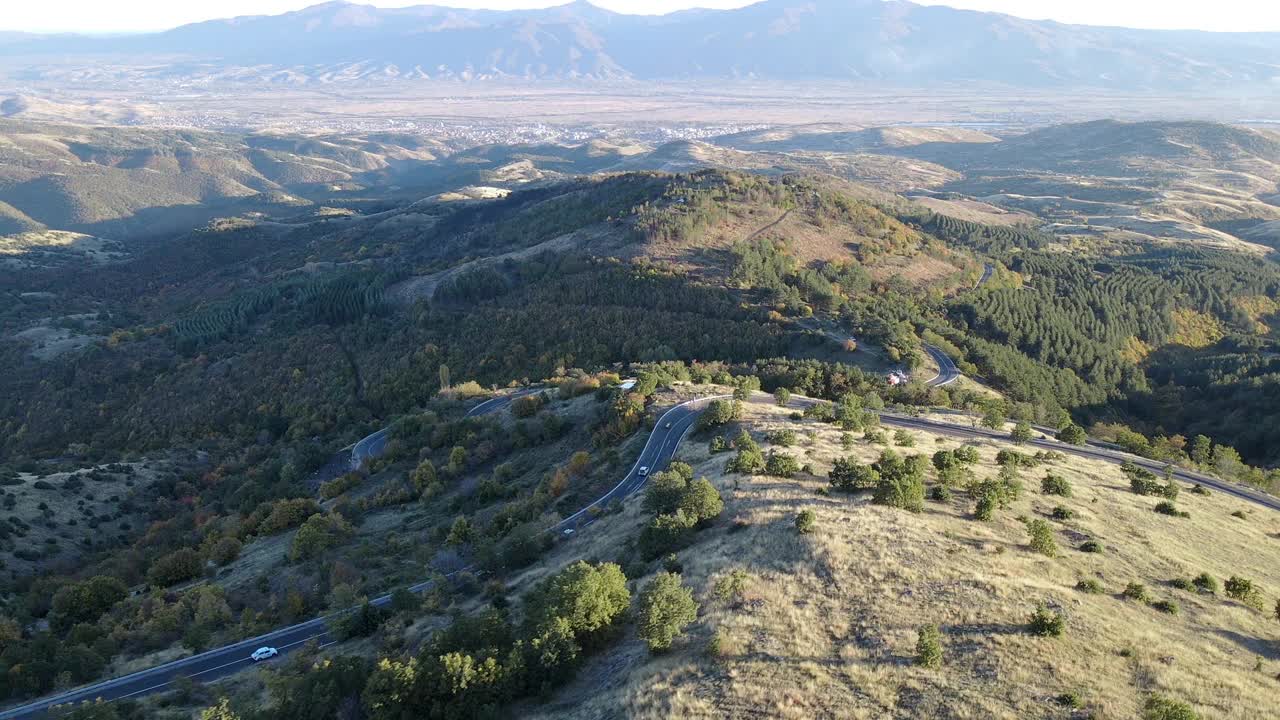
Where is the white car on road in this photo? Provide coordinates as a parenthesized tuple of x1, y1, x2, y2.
(638, 466, 649, 477)
(250, 647, 279, 662)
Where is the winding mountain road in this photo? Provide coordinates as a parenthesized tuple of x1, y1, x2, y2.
(0, 393, 723, 719)
(10, 382, 1274, 718)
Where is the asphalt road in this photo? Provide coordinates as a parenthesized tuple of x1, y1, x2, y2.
(17, 388, 1272, 718)
(798, 318, 961, 389)
(875, 410, 1280, 512)
(977, 263, 994, 288)
(0, 392, 720, 719)
(921, 343, 962, 387)
(348, 387, 543, 471)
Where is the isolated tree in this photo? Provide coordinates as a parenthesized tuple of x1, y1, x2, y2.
(773, 387, 791, 406)
(410, 459, 437, 493)
(980, 400, 1007, 431)
(678, 478, 724, 525)
(537, 561, 631, 642)
(446, 516, 473, 545)
(438, 363, 451, 392)
(644, 470, 689, 515)
(637, 572, 699, 652)
(147, 548, 203, 587)
(447, 445, 467, 474)
(1057, 423, 1088, 445)
(1189, 435, 1213, 466)
(698, 399, 741, 431)
(1041, 474, 1072, 497)
(1026, 519, 1059, 557)
(916, 624, 943, 668)
(1028, 603, 1065, 637)
(567, 450, 591, 477)
(1011, 421, 1034, 445)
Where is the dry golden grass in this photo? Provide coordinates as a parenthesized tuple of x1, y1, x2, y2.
(531, 397, 1280, 720)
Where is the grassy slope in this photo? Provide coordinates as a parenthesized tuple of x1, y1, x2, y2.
(527, 394, 1279, 720)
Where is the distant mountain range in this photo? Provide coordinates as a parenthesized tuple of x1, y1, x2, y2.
(1, 0, 1279, 91)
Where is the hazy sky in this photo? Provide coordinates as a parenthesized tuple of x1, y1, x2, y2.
(3, 0, 1278, 34)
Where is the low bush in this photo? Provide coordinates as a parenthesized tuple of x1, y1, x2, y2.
(1075, 579, 1104, 594)
(1123, 582, 1151, 604)
(1041, 474, 1072, 497)
(766, 429, 797, 447)
(1192, 573, 1219, 595)
(794, 510, 816, 535)
(1153, 501, 1189, 518)
(1142, 694, 1199, 720)
(1028, 603, 1065, 637)
(1051, 506, 1074, 521)
(1225, 575, 1265, 610)
(1055, 690, 1084, 709)
(1079, 539, 1104, 553)
(1152, 600, 1179, 615)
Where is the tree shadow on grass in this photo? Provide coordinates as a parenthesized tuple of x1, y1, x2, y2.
(1214, 628, 1280, 660)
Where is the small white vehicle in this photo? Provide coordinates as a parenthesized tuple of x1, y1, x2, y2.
(638, 466, 650, 477)
(562, 528, 574, 536)
(664, 421, 673, 428)
(250, 647, 279, 662)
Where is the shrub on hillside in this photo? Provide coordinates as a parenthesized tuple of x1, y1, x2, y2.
(148, 548, 203, 587)
(697, 399, 742, 431)
(794, 510, 816, 535)
(1041, 474, 1072, 497)
(639, 512, 696, 560)
(1075, 579, 1104, 594)
(1192, 573, 1219, 595)
(714, 569, 749, 604)
(1026, 519, 1058, 557)
(1123, 582, 1151, 604)
(1028, 604, 1065, 637)
(1079, 539, 1103, 553)
(828, 457, 880, 492)
(679, 479, 725, 526)
(766, 429, 797, 447)
(765, 452, 801, 478)
(289, 513, 355, 561)
(1225, 576, 1266, 610)
(1142, 694, 1199, 720)
(915, 624, 943, 668)
(637, 572, 698, 653)
(1154, 501, 1189, 518)
(1057, 424, 1087, 445)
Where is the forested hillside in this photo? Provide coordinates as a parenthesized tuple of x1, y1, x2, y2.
(2, 166, 1280, 718)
